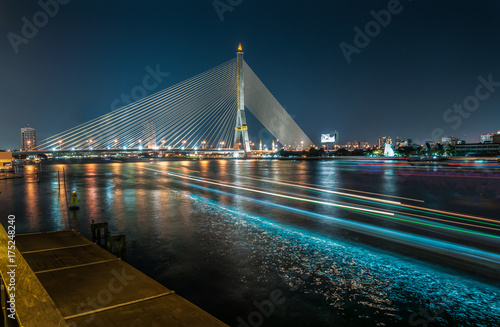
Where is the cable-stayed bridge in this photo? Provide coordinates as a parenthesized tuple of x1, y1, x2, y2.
(36, 45, 313, 154)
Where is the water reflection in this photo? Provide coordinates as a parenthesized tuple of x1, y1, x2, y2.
(83, 164, 100, 221)
(2, 160, 499, 326)
(25, 170, 41, 231)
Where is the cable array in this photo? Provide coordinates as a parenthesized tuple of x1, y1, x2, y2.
(243, 61, 313, 149)
(38, 58, 313, 151)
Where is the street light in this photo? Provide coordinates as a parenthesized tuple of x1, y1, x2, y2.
(58, 140, 63, 151)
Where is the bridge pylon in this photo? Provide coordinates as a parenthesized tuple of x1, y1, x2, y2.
(234, 44, 251, 153)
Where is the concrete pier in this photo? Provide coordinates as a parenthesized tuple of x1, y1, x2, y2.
(0, 227, 228, 327)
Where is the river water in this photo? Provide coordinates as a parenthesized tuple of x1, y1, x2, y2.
(1, 159, 499, 326)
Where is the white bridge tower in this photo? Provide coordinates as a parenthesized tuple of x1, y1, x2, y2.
(234, 43, 251, 152)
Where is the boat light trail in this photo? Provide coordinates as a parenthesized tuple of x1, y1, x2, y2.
(144, 167, 500, 240)
(232, 176, 401, 205)
(143, 167, 394, 216)
(230, 174, 499, 229)
(168, 181, 500, 268)
(240, 174, 425, 203)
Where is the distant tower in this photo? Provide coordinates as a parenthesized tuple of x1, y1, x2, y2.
(234, 43, 251, 152)
(259, 140, 262, 151)
(21, 125, 37, 151)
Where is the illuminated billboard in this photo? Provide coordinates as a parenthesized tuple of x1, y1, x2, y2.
(321, 133, 337, 143)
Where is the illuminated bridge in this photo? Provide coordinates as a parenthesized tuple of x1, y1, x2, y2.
(36, 44, 313, 154)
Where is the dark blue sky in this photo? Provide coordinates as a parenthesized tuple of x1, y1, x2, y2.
(2, 0, 500, 149)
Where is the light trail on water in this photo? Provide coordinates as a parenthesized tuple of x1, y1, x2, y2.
(236, 174, 425, 203)
(232, 174, 500, 229)
(154, 177, 500, 272)
(143, 167, 394, 216)
(143, 166, 500, 240)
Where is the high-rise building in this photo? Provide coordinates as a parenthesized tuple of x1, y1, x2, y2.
(480, 133, 494, 143)
(21, 126, 37, 151)
(377, 136, 392, 147)
(482, 131, 500, 144)
(442, 136, 459, 146)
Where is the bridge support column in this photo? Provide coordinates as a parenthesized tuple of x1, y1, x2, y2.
(234, 44, 251, 153)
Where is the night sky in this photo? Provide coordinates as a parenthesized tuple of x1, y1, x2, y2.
(1, 0, 500, 149)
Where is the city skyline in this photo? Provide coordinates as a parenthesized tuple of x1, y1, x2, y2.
(1, 1, 500, 149)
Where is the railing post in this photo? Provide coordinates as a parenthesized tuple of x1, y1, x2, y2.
(107, 235, 127, 261)
(90, 221, 109, 247)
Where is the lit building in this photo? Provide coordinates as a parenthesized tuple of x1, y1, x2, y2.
(455, 143, 500, 156)
(442, 136, 460, 146)
(481, 133, 494, 143)
(346, 141, 370, 150)
(346, 141, 356, 149)
(0, 152, 13, 171)
(359, 141, 369, 149)
(494, 133, 500, 144)
(377, 136, 392, 147)
(21, 126, 37, 151)
(481, 131, 500, 144)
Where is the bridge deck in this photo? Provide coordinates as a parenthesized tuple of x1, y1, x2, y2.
(1, 228, 227, 327)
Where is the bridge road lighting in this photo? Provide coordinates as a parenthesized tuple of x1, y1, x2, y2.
(201, 140, 206, 149)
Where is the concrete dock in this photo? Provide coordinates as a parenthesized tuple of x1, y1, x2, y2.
(0, 227, 228, 327)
